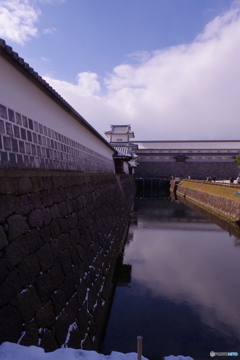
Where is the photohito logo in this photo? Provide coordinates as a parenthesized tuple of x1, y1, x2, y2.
(210, 351, 238, 357)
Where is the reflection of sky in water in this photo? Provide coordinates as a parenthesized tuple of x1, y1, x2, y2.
(101, 200, 240, 358)
(125, 229, 240, 336)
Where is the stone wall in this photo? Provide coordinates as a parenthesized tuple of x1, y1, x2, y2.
(0, 169, 135, 351)
(135, 160, 239, 179)
(174, 179, 240, 222)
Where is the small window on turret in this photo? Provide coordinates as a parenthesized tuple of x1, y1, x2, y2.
(117, 139, 122, 141)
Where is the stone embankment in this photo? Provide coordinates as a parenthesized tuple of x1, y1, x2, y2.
(170, 179, 240, 222)
(0, 169, 135, 351)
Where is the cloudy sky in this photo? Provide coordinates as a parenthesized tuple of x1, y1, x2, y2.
(0, 0, 240, 140)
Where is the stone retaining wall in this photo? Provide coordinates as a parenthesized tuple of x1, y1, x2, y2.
(174, 180, 240, 222)
(0, 170, 135, 351)
(135, 161, 238, 179)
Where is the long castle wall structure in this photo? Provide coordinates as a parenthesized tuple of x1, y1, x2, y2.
(133, 140, 240, 179)
(0, 39, 114, 173)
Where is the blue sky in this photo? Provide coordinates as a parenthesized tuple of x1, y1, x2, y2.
(0, 0, 240, 140)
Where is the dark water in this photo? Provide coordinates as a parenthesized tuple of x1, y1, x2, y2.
(100, 197, 240, 359)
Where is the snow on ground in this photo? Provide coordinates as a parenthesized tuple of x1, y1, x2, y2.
(0, 342, 193, 360)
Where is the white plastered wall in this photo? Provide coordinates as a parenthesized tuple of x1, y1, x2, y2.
(0, 56, 114, 162)
(123, 161, 129, 174)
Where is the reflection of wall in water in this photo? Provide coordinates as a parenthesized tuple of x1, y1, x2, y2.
(177, 195, 240, 244)
(133, 198, 221, 232)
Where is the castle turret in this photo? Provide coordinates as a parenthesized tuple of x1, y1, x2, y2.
(105, 125, 134, 145)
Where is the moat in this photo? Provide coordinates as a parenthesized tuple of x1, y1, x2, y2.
(100, 195, 240, 359)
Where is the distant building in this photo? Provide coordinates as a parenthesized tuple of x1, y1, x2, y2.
(105, 125, 240, 179)
(105, 125, 138, 174)
(105, 125, 135, 144)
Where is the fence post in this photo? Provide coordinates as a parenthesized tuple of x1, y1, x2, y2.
(137, 335, 143, 360)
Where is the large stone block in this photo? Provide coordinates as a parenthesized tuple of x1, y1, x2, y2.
(5, 235, 29, 266)
(54, 309, 69, 346)
(17, 177, 34, 194)
(0, 177, 18, 195)
(0, 195, 16, 223)
(92, 297, 103, 326)
(25, 229, 43, 253)
(0, 257, 10, 283)
(50, 204, 60, 220)
(49, 219, 61, 238)
(57, 233, 70, 251)
(30, 192, 42, 209)
(0, 225, 8, 250)
(7, 214, 29, 241)
(15, 194, 33, 215)
(58, 201, 68, 217)
(69, 228, 80, 246)
(66, 187, 73, 200)
(35, 273, 54, 303)
(0, 271, 21, 307)
(68, 213, 78, 230)
(15, 285, 41, 323)
(51, 259, 64, 290)
(40, 329, 58, 352)
(49, 238, 60, 260)
(72, 199, 79, 212)
(71, 185, 81, 199)
(0, 305, 22, 343)
(87, 285, 98, 315)
(31, 177, 44, 193)
(67, 327, 82, 349)
(58, 217, 70, 233)
(40, 225, 51, 243)
(28, 209, 44, 228)
(59, 249, 72, 276)
(41, 208, 52, 226)
(35, 301, 56, 328)
(76, 281, 87, 308)
(51, 284, 67, 316)
(70, 247, 80, 265)
(64, 271, 76, 302)
(37, 243, 54, 272)
(66, 198, 73, 213)
(52, 176, 62, 189)
(18, 253, 40, 286)
(19, 320, 39, 347)
(51, 188, 63, 204)
(43, 177, 53, 191)
(40, 190, 53, 207)
(76, 302, 89, 340)
(66, 293, 79, 324)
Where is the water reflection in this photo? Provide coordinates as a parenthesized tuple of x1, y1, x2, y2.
(101, 198, 240, 359)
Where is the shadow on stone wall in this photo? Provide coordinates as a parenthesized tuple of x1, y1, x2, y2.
(0, 170, 135, 351)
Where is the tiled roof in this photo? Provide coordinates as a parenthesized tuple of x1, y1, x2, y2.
(0, 38, 114, 151)
(114, 146, 133, 158)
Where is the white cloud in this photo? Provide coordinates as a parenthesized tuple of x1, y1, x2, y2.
(43, 27, 56, 34)
(44, 2, 240, 140)
(76, 72, 101, 96)
(44, 71, 101, 100)
(0, 0, 40, 45)
(41, 56, 50, 61)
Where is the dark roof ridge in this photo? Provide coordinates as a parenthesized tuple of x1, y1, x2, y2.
(0, 38, 114, 151)
(134, 140, 240, 143)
